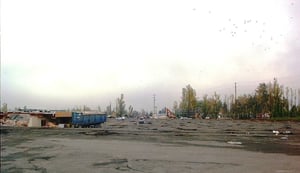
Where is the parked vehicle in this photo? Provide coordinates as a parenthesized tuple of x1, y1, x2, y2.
(116, 116, 126, 120)
(138, 117, 145, 124)
(72, 112, 107, 128)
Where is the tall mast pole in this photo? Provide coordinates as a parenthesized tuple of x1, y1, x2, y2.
(153, 94, 156, 115)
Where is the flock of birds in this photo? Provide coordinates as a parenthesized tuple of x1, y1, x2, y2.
(193, 1, 296, 52)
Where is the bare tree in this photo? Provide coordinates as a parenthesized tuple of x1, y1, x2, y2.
(128, 105, 133, 117)
(1, 103, 8, 113)
(97, 105, 101, 112)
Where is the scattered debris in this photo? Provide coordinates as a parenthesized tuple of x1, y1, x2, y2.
(273, 130, 280, 135)
(93, 158, 128, 166)
(79, 130, 119, 136)
(176, 127, 197, 131)
(272, 130, 293, 136)
(283, 131, 292, 135)
(58, 124, 65, 128)
(180, 117, 192, 120)
(227, 141, 242, 145)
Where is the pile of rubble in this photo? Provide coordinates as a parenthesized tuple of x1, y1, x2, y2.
(1, 114, 30, 127)
(1, 114, 56, 127)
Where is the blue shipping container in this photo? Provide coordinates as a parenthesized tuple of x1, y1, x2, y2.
(72, 112, 107, 127)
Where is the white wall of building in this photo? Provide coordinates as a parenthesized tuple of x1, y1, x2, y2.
(28, 116, 41, 127)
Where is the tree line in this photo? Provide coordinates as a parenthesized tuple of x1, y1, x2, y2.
(175, 78, 300, 119)
(2, 78, 299, 119)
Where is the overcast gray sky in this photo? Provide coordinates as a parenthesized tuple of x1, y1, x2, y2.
(1, 0, 300, 111)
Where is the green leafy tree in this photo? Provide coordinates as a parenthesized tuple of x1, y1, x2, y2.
(116, 94, 126, 117)
(201, 95, 209, 117)
(255, 83, 269, 114)
(235, 94, 253, 119)
(290, 105, 297, 117)
(269, 79, 284, 117)
(212, 92, 222, 117)
(180, 84, 197, 116)
(221, 102, 228, 115)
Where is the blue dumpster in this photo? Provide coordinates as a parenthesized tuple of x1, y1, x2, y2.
(72, 112, 107, 128)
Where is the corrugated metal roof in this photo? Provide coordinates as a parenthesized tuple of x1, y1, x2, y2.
(55, 112, 72, 118)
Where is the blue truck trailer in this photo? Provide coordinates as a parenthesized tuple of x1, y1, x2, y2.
(72, 112, 107, 128)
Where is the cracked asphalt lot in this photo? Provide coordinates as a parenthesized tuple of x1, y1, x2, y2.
(1, 119, 300, 173)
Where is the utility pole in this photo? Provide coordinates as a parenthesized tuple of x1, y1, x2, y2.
(187, 91, 190, 117)
(153, 94, 156, 115)
(235, 82, 237, 103)
(235, 82, 237, 119)
(294, 89, 297, 108)
(109, 102, 112, 115)
(116, 99, 118, 116)
(297, 89, 300, 106)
